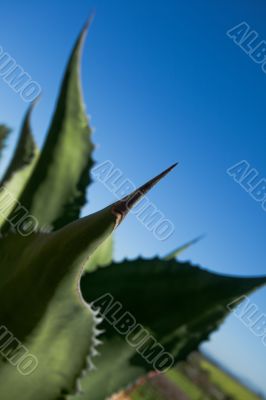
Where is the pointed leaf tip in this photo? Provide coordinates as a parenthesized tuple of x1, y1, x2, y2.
(111, 163, 178, 226)
(164, 233, 206, 260)
(80, 13, 95, 42)
(188, 233, 206, 246)
(24, 95, 39, 123)
(84, 12, 96, 30)
(30, 93, 41, 107)
(70, 14, 95, 62)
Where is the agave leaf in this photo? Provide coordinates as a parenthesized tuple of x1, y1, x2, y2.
(0, 125, 11, 159)
(0, 105, 39, 227)
(0, 166, 175, 400)
(5, 19, 95, 231)
(77, 258, 266, 400)
(164, 235, 205, 260)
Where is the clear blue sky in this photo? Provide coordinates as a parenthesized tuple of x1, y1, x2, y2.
(1, 0, 266, 395)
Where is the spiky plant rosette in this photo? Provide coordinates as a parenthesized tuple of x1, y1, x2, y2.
(0, 19, 265, 400)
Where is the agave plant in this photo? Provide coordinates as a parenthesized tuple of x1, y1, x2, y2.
(0, 20, 265, 400)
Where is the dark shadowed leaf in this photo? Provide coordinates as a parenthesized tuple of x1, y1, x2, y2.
(78, 258, 266, 400)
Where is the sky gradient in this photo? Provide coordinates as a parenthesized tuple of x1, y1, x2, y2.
(1, 0, 266, 396)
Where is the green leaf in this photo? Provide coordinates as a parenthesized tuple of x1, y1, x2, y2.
(6, 19, 95, 231)
(0, 166, 174, 400)
(0, 105, 38, 227)
(78, 258, 266, 400)
(0, 125, 11, 159)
